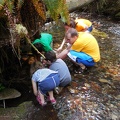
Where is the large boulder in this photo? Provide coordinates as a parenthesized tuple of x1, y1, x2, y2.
(66, 0, 120, 20)
(66, 0, 94, 12)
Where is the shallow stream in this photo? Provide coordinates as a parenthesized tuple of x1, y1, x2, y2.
(1, 12, 120, 120)
(27, 12, 120, 120)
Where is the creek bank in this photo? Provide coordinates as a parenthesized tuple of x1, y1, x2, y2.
(0, 12, 120, 120)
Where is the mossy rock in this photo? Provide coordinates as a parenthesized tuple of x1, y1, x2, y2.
(0, 101, 32, 120)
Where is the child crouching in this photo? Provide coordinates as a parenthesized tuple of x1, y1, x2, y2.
(30, 56, 60, 106)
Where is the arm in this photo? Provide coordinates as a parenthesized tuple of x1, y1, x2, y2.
(31, 80, 38, 96)
(57, 38, 66, 52)
(56, 44, 72, 59)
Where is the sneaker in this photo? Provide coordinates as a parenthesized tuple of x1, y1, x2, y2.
(50, 99, 56, 105)
(47, 96, 56, 105)
(36, 95, 47, 106)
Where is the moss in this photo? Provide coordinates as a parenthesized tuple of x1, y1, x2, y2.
(91, 29, 108, 38)
(0, 101, 32, 120)
(17, 101, 32, 118)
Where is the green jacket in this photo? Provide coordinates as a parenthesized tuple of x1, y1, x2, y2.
(33, 33, 53, 52)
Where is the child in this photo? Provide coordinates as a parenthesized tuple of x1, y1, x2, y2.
(31, 31, 53, 54)
(30, 56, 60, 106)
(44, 50, 71, 87)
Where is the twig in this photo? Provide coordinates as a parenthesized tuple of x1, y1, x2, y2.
(25, 36, 45, 58)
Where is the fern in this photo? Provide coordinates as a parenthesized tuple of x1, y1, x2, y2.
(0, 0, 5, 10)
(43, 0, 69, 23)
(32, 0, 46, 20)
(5, 0, 15, 13)
(59, 0, 69, 23)
(17, 0, 24, 9)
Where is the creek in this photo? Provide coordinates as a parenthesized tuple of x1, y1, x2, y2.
(0, 11, 120, 120)
(24, 12, 120, 120)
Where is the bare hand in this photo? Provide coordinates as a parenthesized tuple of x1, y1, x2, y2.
(57, 47, 62, 53)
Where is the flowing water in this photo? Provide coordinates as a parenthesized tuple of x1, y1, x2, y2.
(25, 12, 120, 120)
(40, 13, 120, 120)
(1, 12, 120, 120)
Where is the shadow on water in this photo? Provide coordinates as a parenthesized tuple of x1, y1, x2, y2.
(0, 12, 120, 120)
